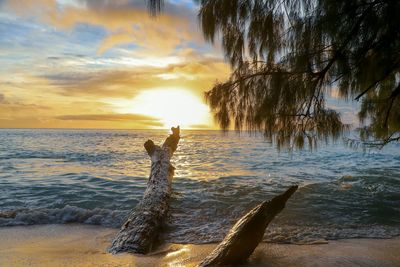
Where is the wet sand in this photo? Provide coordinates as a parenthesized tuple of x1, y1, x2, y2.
(0, 224, 399, 267)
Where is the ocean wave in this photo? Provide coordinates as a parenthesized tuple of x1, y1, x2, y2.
(0, 151, 66, 160)
(1, 206, 399, 245)
(1, 129, 400, 245)
(265, 224, 400, 243)
(0, 151, 113, 162)
(164, 223, 400, 244)
(0, 206, 126, 228)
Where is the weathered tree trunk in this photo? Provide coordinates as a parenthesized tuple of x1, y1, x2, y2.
(109, 127, 180, 254)
(199, 185, 298, 266)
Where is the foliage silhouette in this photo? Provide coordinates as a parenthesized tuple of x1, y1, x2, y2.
(149, 0, 400, 149)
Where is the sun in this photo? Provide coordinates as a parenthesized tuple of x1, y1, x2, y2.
(115, 88, 211, 129)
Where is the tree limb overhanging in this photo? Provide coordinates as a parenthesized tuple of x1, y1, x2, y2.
(200, 0, 400, 149)
(148, 0, 400, 149)
(109, 126, 180, 254)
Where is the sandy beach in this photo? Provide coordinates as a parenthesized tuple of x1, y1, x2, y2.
(0, 224, 399, 267)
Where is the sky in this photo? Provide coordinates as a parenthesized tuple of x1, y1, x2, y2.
(0, 0, 358, 130)
(0, 0, 231, 129)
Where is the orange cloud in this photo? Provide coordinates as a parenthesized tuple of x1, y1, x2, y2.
(42, 57, 230, 98)
(5, 0, 199, 55)
(0, 1, 230, 129)
(55, 113, 159, 122)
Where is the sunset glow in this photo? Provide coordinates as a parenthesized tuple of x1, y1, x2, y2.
(0, 0, 230, 129)
(113, 88, 211, 129)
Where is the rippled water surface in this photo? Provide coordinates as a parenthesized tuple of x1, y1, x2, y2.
(0, 129, 399, 243)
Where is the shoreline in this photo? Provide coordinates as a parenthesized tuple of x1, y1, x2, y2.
(1, 224, 400, 266)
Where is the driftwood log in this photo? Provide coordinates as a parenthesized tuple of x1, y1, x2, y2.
(109, 126, 180, 254)
(199, 185, 298, 266)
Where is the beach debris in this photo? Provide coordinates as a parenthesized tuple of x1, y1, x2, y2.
(199, 185, 298, 266)
(109, 126, 180, 254)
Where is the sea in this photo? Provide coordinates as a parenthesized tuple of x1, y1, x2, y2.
(0, 129, 399, 244)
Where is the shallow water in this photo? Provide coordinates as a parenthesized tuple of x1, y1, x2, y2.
(0, 129, 399, 243)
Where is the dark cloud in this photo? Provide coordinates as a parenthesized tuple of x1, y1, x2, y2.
(43, 70, 148, 97)
(0, 99, 50, 111)
(79, 0, 195, 18)
(62, 53, 86, 58)
(44, 72, 90, 86)
(83, 0, 147, 11)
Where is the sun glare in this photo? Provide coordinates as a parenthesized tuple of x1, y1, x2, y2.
(115, 88, 211, 129)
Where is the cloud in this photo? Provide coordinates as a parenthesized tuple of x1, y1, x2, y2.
(55, 113, 164, 127)
(4, 0, 201, 56)
(0, 98, 52, 127)
(55, 113, 157, 122)
(42, 70, 153, 97)
(97, 31, 138, 54)
(327, 101, 360, 126)
(41, 56, 230, 98)
(0, 0, 227, 129)
(0, 101, 50, 114)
